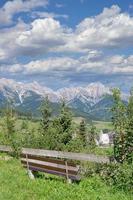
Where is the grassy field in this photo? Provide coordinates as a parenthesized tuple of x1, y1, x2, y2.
(92, 120, 113, 131)
(0, 116, 113, 133)
(0, 155, 131, 200)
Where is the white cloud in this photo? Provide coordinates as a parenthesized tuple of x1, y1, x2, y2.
(32, 11, 69, 20)
(109, 55, 124, 64)
(2, 54, 133, 76)
(16, 18, 72, 56)
(1, 5, 133, 60)
(0, 0, 48, 25)
(1, 4, 133, 80)
(25, 57, 78, 74)
(16, 5, 133, 54)
(0, 19, 28, 62)
(0, 20, 28, 62)
(73, 5, 133, 50)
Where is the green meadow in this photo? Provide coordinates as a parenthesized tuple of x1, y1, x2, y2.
(0, 156, 132, 200)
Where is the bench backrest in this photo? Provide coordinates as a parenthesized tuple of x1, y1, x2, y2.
(21, 154, 80, 180)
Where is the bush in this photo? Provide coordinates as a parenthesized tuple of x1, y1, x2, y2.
(100, 163, 133, 191)
(64, 138, 84, 152)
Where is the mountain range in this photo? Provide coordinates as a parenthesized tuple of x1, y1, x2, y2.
(0, 78, 128, 121)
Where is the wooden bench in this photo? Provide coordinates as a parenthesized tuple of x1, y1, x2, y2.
(21, 153, 80, 183)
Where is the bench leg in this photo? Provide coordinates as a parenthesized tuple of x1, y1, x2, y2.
(67, 178, 72, 184)
(28, 170, 35, 179)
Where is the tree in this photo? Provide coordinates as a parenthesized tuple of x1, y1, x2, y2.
(111, 88, 127, 162)
(88, 124, 97, 148)
(79, 119, 87, 146)
(58, 100, 73, 145)
(59, 101, 72, 132)
(4, 102, 16, 142)
(21, 119, 28, 130)
(40, 96, 52, 134)
(3, 102, 21, 157)
(126, 88, 133, 163)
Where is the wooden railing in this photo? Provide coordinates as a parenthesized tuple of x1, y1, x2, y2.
(0, 145, 110, 164)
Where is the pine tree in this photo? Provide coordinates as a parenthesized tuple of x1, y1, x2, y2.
(59, 101, 72, 132)
(4, 102, 16, 141)
(126, 88, 133, 163)
(79, 119, 86, 146)
(111, 88, 127, 162)
(58, 100, 73, 144)
(40, 96, 52, 134)
(88, 124, 97, 148)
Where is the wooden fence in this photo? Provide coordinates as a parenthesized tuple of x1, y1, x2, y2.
(0, 145, 110, 164)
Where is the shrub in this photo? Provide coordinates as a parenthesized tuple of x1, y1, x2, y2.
(100, 163, 133, 191)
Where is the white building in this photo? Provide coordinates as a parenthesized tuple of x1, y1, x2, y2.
(96, 130, 115, 146)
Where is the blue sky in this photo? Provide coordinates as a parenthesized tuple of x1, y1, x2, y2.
(0, 0, 133, 92)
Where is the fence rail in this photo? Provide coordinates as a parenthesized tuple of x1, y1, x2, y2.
(0, 145, 110, 164)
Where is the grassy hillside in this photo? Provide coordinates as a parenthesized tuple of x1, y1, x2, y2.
(0, 156, 131, 200)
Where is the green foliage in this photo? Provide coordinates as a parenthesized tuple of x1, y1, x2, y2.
(4, 105, 16, 142)
(40, 96, 52, 133)
(57, 101, 73, 145)
(111, 88, 127, 162)
(2, 104, 21, 157)
(88, 125, 97, 148)
(21, 126, 37, 148)
(20, 119, 29, 130)
(126, 88, 133, 163)
(64, 138, 84, 152)
(59, 101, 73, 133)
(112, 88, 127, 132)
(37, 100, 73, 150)
(101, 163, 133, 191)
(79, 119, 87, 145)
(38, 126, 64, 150)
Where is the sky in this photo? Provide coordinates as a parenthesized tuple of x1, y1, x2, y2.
(0, 0, 133, 92)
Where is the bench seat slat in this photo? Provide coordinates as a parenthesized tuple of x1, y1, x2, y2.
(21, 158, 79, 172)
(21, 161, 78, 175)
(21, 154, 76, 167)
(23, 165, 80, 180)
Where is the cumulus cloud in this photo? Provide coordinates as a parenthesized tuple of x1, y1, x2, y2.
(1, 5, 133, 60)
(0, 19, 28, 62)
(16, 18, 72, 56)
(0, 0, 48, 25)
(2, 54, 133, 76)
(3, 57, 78, 74)
(1, 4, 133, 83)
(73, 5, 133, 50)
(11, 5, 133, 56)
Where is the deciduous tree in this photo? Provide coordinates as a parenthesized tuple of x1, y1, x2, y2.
(111, 88, 127, 162)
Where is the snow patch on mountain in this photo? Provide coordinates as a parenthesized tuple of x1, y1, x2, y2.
(0, 78, 126, 106)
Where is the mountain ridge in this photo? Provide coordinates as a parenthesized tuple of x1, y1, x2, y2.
(0, 78, 128, 121)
